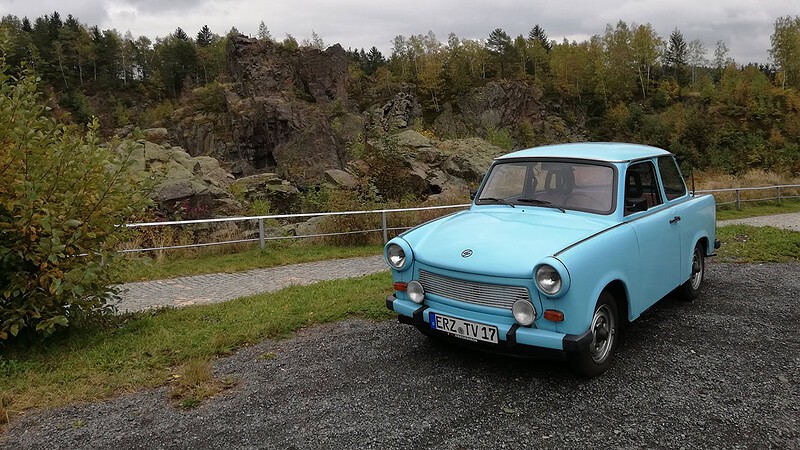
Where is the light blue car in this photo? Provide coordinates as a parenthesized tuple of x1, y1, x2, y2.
(384, 143, 719, 376)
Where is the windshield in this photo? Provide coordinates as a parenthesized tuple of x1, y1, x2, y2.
(476, 160, 615, 214)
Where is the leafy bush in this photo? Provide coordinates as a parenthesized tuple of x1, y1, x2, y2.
(0, 59, 149, 340)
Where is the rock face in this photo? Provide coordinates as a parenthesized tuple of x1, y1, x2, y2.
(370, 89, 422, 131)
(364, 130, 507, 201)
(172, 35, 358, 186)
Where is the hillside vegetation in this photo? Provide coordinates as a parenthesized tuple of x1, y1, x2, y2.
(0, 13, 798, 180)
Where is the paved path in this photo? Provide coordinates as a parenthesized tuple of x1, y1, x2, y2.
(116, 212, 800, 313)
(717, 211, 800, 232)
(115, 255, 386, 312)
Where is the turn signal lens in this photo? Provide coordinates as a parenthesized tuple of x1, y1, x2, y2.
(543, 309, 564, 322)
(393, 282, 408, 291)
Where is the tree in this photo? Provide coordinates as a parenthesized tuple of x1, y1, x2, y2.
(196, 25, 213, 47)
(174, 27, 189, 41)
(665, 28, 688, 85)
(486, 28, 513, 78)
(631, 23, 662, 99)
(527, 25, 551, 78)
(770, 16, 800, 89)
(303, 30, 325, 50)
(154, 31, 198, 97)
(602, 20, 636, 103)
(282, 34, 298, 50)
(0, 57, 148, 340)
(687, 39, 707, 84)
(257, 21, 272, 42)
(528, 25, 551, 51)
(713, 40, 732, 78)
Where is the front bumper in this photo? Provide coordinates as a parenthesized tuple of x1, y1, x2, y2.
(386, 294, 592, 359)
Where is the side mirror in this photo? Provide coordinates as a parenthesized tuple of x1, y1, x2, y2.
(470, 189, 477, 200)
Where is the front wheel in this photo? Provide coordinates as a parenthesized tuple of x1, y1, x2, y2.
(678, 242, 705, 301)
(569, 291, 619, 377)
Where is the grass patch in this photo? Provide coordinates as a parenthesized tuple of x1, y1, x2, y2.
(0, 271, 392, 417)
(118, 242, 383, 283)
(716, 199, 800, 221)
(169, 358, 236, 408)
(716, 225, 800, 263)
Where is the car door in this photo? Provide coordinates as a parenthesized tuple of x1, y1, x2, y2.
(623, 160, 681, 316)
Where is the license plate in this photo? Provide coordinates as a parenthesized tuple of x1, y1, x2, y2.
(429, 313, 499, 344)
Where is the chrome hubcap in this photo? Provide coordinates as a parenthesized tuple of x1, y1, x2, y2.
(590, 305, 615, 363)
(690, 249, 704, 290)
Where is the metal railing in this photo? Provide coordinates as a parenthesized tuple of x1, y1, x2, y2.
(694, 184, 800, 210)
(121, 184, 800, 254)
(123, 203, 470, 253)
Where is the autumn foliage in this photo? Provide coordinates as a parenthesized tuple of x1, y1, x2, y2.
(0, 54, 148, 340)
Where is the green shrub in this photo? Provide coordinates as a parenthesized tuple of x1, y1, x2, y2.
(485, 125, 514, 151)
(0, 59, 149, 341)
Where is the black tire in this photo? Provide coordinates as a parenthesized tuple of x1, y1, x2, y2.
(678, 242, 705, 301)
(569, 291, 619, 377)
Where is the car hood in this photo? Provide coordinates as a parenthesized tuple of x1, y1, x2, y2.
(402, 207, 612, 278)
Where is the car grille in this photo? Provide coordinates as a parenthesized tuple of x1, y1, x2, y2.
(418, 270, 531, 310)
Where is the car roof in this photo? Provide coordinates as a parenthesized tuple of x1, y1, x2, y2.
(497, 142, 672, 163)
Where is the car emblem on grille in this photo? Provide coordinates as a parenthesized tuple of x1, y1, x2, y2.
(461, 249, 473, 258)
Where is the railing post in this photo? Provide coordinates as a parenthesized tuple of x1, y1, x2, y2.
(258, 218, 265, 250)
(381, 211, 388, 243)
(735, 189, 741, 210)
(777, 186, 782, 205)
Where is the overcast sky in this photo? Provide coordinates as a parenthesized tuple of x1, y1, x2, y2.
(2, 0, 799, 64)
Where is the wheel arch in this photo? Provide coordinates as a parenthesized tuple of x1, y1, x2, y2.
(604, 279, 630, 325)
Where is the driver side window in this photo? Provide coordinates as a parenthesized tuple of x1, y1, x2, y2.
(624, 162, 663, 215)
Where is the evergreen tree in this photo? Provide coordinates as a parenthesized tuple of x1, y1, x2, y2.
(487, 28, 513, 78)
(528, 24, 551, 51)
(257, 21, 272, 41)
(174, 27, 189, 41)
(196, 25, 212, 47)
(666, 28, 688, 84)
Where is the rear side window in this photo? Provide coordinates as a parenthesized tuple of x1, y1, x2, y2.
(658, 156, 687, 201)
(624, 161, 662, 215)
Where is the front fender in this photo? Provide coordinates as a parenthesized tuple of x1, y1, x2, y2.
(548, 224, 639, 335)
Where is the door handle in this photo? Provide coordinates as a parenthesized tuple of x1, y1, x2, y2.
(669, 215, 681, 224)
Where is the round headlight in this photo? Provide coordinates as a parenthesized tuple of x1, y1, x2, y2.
(536, 264, 562, 296)
(386, 244, 406, 269)
(512, 299, 536, 326)
(407, 280, 425, 304)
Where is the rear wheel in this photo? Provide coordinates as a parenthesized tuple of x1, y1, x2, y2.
(678, 242, 705, 301)
(569, 291, 618, 377)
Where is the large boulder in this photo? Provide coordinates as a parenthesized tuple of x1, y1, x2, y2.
(118, 140, 241, 218)
(324, 169, 357, 189)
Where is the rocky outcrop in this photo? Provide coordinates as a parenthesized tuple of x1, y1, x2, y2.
(229, 172, 301, 213)
(433, 80, 581, 143)
(170, 35, 358, 185)
(370, 89, 421, 131)
(122, 140, 241, 218)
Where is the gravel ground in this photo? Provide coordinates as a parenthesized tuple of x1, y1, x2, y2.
(4, 262, 799, 449)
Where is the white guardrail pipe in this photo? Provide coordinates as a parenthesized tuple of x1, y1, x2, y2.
(121, 184, 800, 254)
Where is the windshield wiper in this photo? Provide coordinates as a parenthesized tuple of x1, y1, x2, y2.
(516, 198, 566, 213)
(479, 197, 515, 208)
